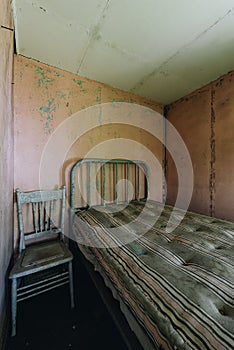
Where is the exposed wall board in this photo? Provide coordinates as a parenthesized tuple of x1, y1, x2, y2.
(166, 87, 211, 214)
(212, 72, 234, 220)
(0, 1, 14, 347)
(0, 0, 14, 29)
(166, 70, 234, 221)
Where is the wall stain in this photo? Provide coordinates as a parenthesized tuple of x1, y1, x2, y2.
(39, 6, 47, 12)
(89, 137, 94, 145)
(215, 78, 224, 88)
(91, 24, 102, 41)
(109, 98, 126, 103)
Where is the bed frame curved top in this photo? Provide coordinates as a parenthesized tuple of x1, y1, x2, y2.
(70, 158, 149, 211)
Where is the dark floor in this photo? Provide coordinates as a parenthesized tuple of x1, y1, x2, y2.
(7, 244, 128, 350)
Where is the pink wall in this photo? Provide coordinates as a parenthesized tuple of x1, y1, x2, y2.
(14, 55, 164, 238)
(0, 0, 14, 345)
(14, 55, 163, 189)
(166, 70, 234, 221)
(14, 56, 234, 228)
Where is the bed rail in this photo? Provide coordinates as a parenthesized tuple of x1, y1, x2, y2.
(70, 159, 149, 210)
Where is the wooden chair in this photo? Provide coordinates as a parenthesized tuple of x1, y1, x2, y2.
(9, 186, 75, 336)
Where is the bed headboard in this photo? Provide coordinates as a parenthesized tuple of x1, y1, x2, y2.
(70, 158, 149, 210)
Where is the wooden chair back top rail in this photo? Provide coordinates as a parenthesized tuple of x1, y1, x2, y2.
(16, 186, 66, 253)
(16, 187, 65, 204)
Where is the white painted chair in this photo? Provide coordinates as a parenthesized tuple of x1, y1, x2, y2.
(9, 186, 75, 336)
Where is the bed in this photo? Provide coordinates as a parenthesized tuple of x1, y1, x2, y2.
(69, 158, 234, 350)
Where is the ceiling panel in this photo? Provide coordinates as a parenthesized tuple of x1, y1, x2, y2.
(12, 0, 234, 104)
(134, 9, 234, 103)
(78, 39, 153, 91)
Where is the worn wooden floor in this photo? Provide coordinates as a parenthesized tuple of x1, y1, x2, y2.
(8, 244, 128, 350)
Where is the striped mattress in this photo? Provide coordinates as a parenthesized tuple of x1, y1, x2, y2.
(72, 200, 234, 350)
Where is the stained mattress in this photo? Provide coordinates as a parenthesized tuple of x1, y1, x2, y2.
(72, 200, 234, 349)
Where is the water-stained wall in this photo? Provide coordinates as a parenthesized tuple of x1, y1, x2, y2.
(166, 70, 234, 221)
(0, 0, 14, 346)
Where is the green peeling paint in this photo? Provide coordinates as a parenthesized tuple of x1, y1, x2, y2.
(56, 91, 66, 99)
(35, 66, 55, 88)
(73, 79, 84, 87)
(73, 79, 87, 93)
(55, 71, 64, 77)
(39, 98, 56, 134)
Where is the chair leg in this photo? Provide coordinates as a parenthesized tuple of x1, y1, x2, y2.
(11, 278, 17, 337)
(68, 261, 75, 308)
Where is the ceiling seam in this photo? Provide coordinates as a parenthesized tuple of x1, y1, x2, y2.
(76, 0, 111, 74)
(130, 7, 234, 93)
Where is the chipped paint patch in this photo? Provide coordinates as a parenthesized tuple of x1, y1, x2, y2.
(56, 91, 66, 99)
(39, 98, 56, 134)
(73, 79, 83, 87)
(73, 78, 88, 93)
(35, 66, 55, 88)
(55, 71, 64, 77)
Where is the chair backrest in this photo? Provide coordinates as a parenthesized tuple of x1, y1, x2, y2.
(16, 186, 66, 253)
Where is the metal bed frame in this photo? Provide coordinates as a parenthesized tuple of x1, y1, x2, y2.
(69, 158, 150, 349)
(69, 158, 234, 350)
(70, 158, 149, 210)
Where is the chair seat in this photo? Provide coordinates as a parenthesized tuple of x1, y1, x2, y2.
(9, 240, 73, 279)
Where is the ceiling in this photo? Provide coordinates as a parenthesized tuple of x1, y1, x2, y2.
(12, 0, 234, 104)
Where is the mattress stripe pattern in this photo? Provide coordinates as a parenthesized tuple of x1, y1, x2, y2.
(73, 200, 234, 349)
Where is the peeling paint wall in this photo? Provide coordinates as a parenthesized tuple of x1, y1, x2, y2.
(0, 0, 14, 346)
(166, 70, 234, 221)
(14, 55, 163, 238)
